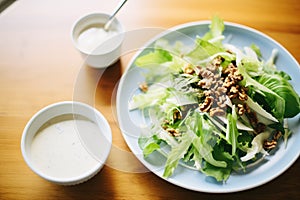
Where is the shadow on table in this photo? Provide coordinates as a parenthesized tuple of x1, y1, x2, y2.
(57, 166, 116, 199)
(72, 59, 122, 107)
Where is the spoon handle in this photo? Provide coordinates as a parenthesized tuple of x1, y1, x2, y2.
(104, 0, 128, 31)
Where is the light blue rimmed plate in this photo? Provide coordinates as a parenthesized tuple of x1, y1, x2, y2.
(116, 21, 300, 193)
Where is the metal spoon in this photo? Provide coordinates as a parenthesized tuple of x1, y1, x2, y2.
(104, 0, 128, 31)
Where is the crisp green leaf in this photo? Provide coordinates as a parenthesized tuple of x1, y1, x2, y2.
(193, 136, 227, 168)
(135, 49, 172, 66)
(250, 43, 262, 58)
(143, 143, 161, 157)
(191, 112, 227, 168)
(154, 39, 190, 56)
(210, 15, 225, 38)
(129, 85, 168, 110)
(256, 73, 300, 118)
(245, 96, 278, 122)
(226, 106, 239, 155)
(202, 15, 225, 46)
(138, 135, 163, 157)
(240, 57, 263, 77)
(240, 131, 270, 162)
(238, 62, 285, 121)
(185, 38, 225, 65)
(163, 132, 194, 177)
(202, 162, 231, 182)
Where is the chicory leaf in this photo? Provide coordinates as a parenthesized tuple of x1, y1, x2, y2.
(138, 135, 163, 157)
(201, 162, 231, 182)
(202, 16, 225, 46)
(129, 85, 168, 110)
(238, 62, 285, 121)
(135, 49, 173, 67)
(191, 112, 227, 168)
(226, 105, 239, 155)
(240, 131, 270, 162)
(185, 38, 225, 65)
(256, 73, 300, 118)
(163, 131, 194, 178)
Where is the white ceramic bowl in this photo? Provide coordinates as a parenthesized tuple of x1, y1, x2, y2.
(71, 13, 124, 68)
(21, 101, 112, 185)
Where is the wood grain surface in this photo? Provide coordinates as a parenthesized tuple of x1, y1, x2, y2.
(0, 0, 299, 199)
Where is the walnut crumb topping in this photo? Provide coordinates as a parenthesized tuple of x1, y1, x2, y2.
(222, 63, 248, 101)
(183, 63, 195, 75)
(197, 56, 227, 116)
(139, 82, 148, 92)
(263, 130, 282, 150)
(263, 140, 277, 150)
(166, 128, 181, 137)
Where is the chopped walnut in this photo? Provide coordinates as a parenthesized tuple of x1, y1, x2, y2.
(222, 63, 236, 74)
(197, 67, 214, 78)
(211, 56, 223, 67)
(166, 128, 181, 137)
(173, 109, 182, 121)
(198, 77, 213, 89)
(223, 79, 234, 88)
(238, 90, 248, 101)
(199, 96, 214, 112)
(139, 82, 148, 92)
(228, 93, 238, 99)
(198, 58, 249, 117)
(209, 107, 225, 116)
(197, 57, 228, 116)
(244, 105, 266, 134)
(203, 90, 212, 97)
(263, 130, 282, 151)
(237, 104, 245, 115)
(263, 140, 277, 150)
(217, 85, 227, 94)
(273, 130, 282, 140)
(230, 86, 239, 94)
(222, 64, 247, 101)
(183, 64, 195, 75)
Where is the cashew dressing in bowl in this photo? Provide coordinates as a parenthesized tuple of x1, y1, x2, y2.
(21, 101, 112, 185)
(30, 115, 100, 179)
(77, 25, 118, 54)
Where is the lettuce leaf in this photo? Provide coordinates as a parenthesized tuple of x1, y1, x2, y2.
(202, 15, 225, 46)
(163, 131, 194, 178)
(236, 46, 299, 119)
(238, 62, 285, 121)
(185, 38, 226, 65)
(190, 112, 227, 172)
(201, 161, 231, 182)
(245, 96, 278, 123)
(163, 112, 228, 180)
(138, 135, 162, 157)
(240, 131, 270, 162)
(128, 85, 168, 110)
(255, 73, 300, 118)
(226, 106, 239, 155)
(135, 49, 173, 66)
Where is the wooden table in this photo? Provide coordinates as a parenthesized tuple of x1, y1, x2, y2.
(0, 0, 299, 199)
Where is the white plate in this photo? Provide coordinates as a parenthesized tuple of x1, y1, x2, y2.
(116, 21, 300, 193)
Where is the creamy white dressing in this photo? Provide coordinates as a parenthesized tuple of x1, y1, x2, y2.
(30, 115, 100, 179)
(77, 25, 118, 53)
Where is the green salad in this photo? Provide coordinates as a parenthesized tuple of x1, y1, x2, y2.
(129, 16, 300, 182)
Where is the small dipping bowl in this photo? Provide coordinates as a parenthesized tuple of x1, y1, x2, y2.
(71, 13, 124, 68)
(21, 101, 112, 185)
